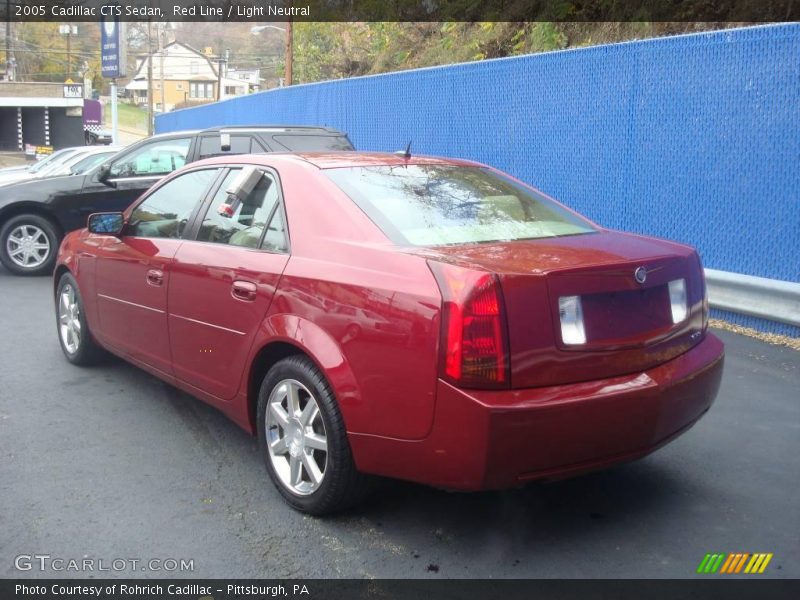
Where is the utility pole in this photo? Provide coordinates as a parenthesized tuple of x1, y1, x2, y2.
(66, 27, 71, 79)
(111, 78, 118, 144)
(146, 21, 153, 135)
(5, 0, 11, 80)
(58, 24, 77, 80)
(158, 24, 165, 113)
(284, 20, 293, 86)
(217, 56, 224, 100)
(249, 24, 289, 87)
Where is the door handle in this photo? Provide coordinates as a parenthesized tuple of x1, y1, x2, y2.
(146, 269, 164, 286)
(231, 280, 257, 302)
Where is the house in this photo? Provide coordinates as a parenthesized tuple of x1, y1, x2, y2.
(225, 67, 262, 94)
(125, 42, 252, 112)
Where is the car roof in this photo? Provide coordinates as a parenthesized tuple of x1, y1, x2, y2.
(63, 147, 119, 162)
(294, 152, 483, 169)
(191, 151, 483, 171)
(146, 129, 202, 140)
(76, 145, 122, 154)
(199, 125, 346, 135)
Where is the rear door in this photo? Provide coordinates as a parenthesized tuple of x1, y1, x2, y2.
(168, 166, 290, 400)
(94, 167, 221, 374)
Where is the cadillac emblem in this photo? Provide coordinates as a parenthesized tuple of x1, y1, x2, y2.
(634, 266, 647, 284)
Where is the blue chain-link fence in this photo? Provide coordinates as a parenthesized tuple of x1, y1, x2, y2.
(156, 24, 800, 336)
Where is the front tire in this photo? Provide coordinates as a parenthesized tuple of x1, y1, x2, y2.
(257, 356, 365, 515)
(56, 272, 105, 366)
(0, 214, 59, 276)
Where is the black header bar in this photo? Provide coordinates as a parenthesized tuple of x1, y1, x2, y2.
(2, 579, 799, 600)
(1, 0, 798, 23)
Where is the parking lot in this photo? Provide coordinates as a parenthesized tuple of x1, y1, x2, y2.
(0, 267, 798, 579)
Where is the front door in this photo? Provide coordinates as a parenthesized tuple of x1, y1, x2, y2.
(94, 167, 220, 375)
(168, 167, 290, 400)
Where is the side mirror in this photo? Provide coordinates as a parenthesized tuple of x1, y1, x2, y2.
(96, 164, 116, 188)
(88, 212, 125, 235)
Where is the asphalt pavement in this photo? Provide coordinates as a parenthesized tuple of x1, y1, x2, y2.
(1, 268, 798, 579)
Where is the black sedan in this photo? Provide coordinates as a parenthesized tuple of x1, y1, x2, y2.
(0, 125, 353, 275)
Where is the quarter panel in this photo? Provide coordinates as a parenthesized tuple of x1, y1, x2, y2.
(272, 254, 440, 440)
(266, 160, 443, 440)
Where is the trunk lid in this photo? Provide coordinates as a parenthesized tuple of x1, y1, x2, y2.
(419, 231, 707, 388)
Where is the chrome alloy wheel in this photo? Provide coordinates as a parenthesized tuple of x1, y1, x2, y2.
(58, 283, 81, 354)
(6, 224, 50, 268)
(266, 379, 328, 496)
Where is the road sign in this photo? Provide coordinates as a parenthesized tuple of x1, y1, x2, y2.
(100, 17, 127, 78)
(63, 83, 83, 98)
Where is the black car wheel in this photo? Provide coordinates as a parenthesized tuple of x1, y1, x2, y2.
(55, 272, 106, 365)
(0, 214, 60, 276)
(257, 355, 366, 515)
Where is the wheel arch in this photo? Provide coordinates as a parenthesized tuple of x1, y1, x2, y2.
(246, 340, 307, 434)
(243, 315, 362, 436)
(0, 202, 64, 238)
(53, 264, 75, 299)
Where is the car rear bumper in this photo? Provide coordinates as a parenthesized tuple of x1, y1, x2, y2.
(349, 332, 724, 490)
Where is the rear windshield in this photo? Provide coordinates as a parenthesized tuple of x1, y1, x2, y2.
(271, 134, 353, 152)
(325, 165, 595, 246)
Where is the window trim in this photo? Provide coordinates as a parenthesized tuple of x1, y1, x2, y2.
(182, 164, 291, 255)
(124, 166, 227, 240)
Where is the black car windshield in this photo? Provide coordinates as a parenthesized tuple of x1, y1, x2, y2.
(325, 164, 595, 246)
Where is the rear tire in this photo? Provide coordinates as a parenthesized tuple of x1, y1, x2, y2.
(55, 272, 106, 366)
(257, 355, 366, 515)
(0, 214, 59, 276)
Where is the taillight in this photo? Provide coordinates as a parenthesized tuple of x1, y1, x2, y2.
(696, 253, 709, 331)
(429, 261, 510, 389)
(701, 275, 709, 331)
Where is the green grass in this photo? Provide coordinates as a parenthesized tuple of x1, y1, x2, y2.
(103, 102, 149, 132)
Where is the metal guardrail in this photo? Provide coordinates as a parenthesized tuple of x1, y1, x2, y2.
(705, 269, 800, 327)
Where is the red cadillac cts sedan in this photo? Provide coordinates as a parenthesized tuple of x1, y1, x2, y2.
(54, 152, 724, 514)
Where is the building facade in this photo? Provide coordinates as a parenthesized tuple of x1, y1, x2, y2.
(126, 42, 254, 112)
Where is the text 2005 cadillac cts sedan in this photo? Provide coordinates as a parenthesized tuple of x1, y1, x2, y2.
(54, 152, 724, 514)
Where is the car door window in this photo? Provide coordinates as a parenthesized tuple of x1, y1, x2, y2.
(70, 152, 116, 175)
(195, 169, 280, 249)
(109, 138, 191, 178)
(261, 206, 288, 253)
(129, 169, 219, 239)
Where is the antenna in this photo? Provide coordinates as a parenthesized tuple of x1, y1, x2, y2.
(394, 140, 412, 159)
